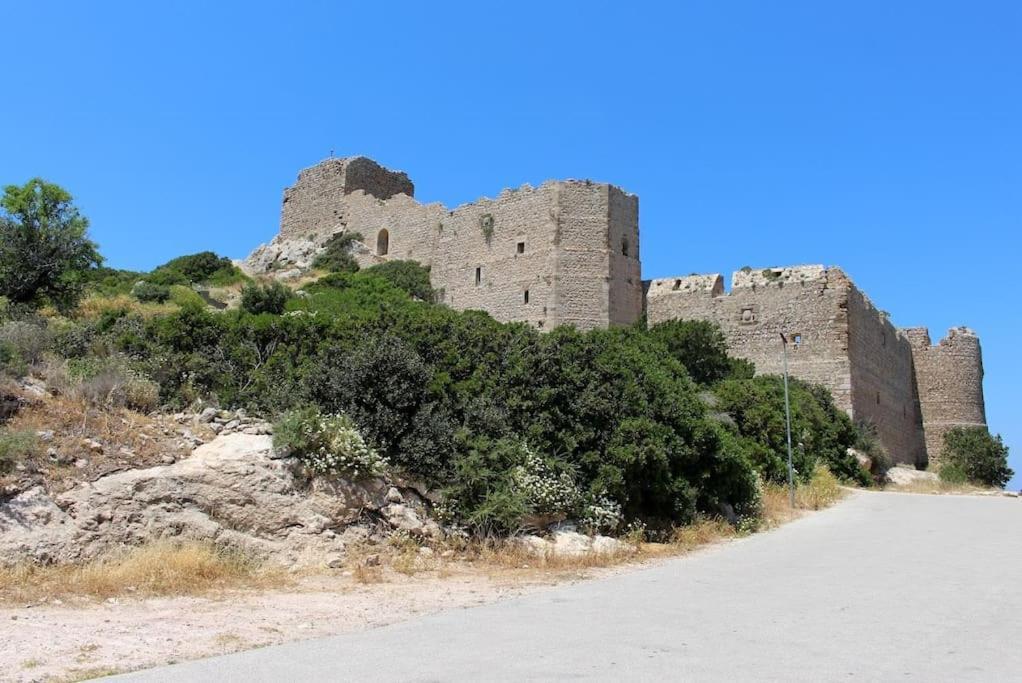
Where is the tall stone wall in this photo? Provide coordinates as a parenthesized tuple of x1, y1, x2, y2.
(903, 327, 987, 464)
(646, 266, 855, 411)
(646, 265, 929, 465)
(845, 288, 927, 467)
(246, 157, 642, 331)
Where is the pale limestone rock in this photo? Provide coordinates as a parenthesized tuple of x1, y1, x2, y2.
(886, 466, 939, 486)
(0, 433, 403, 566)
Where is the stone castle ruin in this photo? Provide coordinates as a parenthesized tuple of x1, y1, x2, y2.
(246, 157, 986, 467)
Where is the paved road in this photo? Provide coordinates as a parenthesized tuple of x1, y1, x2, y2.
(116, 491, 1022, 682)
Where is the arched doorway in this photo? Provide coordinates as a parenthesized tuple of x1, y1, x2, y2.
(377, 229, 390, 256)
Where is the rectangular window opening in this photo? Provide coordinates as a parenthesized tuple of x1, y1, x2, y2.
(524, 289, 529, 304)
(517, 242, 525, 254)
(475, 267, 481, 286)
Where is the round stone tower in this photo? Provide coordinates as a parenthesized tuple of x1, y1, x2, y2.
(904, 327, 987, 466)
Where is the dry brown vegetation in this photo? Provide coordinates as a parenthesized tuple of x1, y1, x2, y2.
(0, 541, 288, 603)
(0, 386, 204, 494)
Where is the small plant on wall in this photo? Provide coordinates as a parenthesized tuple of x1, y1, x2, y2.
(480, 213, 495, 243)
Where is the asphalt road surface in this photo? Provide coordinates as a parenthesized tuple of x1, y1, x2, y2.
(115, 491, 1022, 682)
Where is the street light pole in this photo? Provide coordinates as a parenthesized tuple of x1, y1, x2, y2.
(780, 333, 795, 508)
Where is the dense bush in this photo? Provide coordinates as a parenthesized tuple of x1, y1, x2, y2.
(0, 321, 52, 366)
(240, 281, 291, 315)
(940, 427, 1013, 488)
(713, 376, 870, 486)
(131, 280, 171, 303)
(60, 355, 161, 412)
(273, 406, 387, 477)
(649, 319, 746, 385)
(363, 260, 434, 302)
(68, 267, 880, 532)
(148, 251, 243, 287)
(313, 232, 362, 273)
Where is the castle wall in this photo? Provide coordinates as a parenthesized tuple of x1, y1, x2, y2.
(646, 265, 929, 465)
(255, 157, 642, 331)
(904, 327, 987, 464)
(646, 266, 854, 411)
(845, 288, 927, 466)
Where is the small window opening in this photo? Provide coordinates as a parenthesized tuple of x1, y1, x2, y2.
(793, 333, 802, 346)
(376, 228, 390, 256)
(621, 237, 630, 256)
(475, 267, 481, 286)
(876, 392, 881, 405)
(517, 242, 525, 254)
(524, 289, 530, 304)
(673, 279, 682, 290)
(882, 332, 887, 347)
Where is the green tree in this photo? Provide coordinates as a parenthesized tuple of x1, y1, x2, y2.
(941, 427, 1013, 488)
(648, 319, 740, 385)
(0, 179, 101, 311)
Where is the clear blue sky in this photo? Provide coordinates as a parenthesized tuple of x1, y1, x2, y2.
(3, 1, 1019, 487)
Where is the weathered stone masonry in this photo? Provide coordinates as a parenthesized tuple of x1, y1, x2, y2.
(246, 156, 642, 331)
(646, 266, 985, 466)
(246, 157, 986, 468)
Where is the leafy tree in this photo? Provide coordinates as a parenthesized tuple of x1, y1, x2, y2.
(313, 232, 362, 273)
(649, 319, 737, 385)
(0, 179, 101, 311)
(714, 376, 869, 485)
(940, 427, 1013, 488)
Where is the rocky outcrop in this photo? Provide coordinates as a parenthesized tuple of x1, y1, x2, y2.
(885, 466, 939, 487)
(0, 433, 436, 566)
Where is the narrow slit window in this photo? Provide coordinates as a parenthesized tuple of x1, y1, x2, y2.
(524, 289, 529, 304)
(475, 267, 481, 286)
(517, 242, 525, 254)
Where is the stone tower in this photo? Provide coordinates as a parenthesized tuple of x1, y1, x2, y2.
(247, 157, 642, 330)
(902, 327, 987, 464)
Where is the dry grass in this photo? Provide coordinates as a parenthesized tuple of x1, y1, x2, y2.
(886, 478, 990, 495)
(0, 389, 202, 492)
(75, 294, 176, 320)
(0, 541, 287, 603)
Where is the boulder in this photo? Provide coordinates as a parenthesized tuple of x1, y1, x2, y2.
(0, 433, 406, 566)
(886, 466, 939, 486)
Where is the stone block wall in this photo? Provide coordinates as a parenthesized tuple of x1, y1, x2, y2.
(903, 327, 987, 464)
(248, 157, 642, 331)
(646, 266, 855, 412)
(646, 265, 931, 466)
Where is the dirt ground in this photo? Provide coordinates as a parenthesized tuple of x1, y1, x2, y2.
(0, 563, 629, 683)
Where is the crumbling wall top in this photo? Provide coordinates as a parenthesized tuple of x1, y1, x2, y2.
(646, 274, 724, 297)
(731, 264, 828, 289)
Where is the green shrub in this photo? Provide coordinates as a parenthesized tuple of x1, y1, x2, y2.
(130, 280, 171, 303)
(0, 341, 25, 377)
(648, 319, 737, 385)
(313, 232, 362, 273)
(940, 427, 1013, 488)
(713, 376, 869, 486)
(65, 355, 160, 412)
(0, 429, 40, 474)
(273, 406, 387, 478)
(363, 260, 434, 302)
(167, 285, 205, 308)
(854, 420, 892, 485)
(0, 320, 52, 366)
(149, 251, 243, 287)
(240, 281, 291, 315)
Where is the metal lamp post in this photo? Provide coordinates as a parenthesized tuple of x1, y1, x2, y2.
(780, 333, 795, 507)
